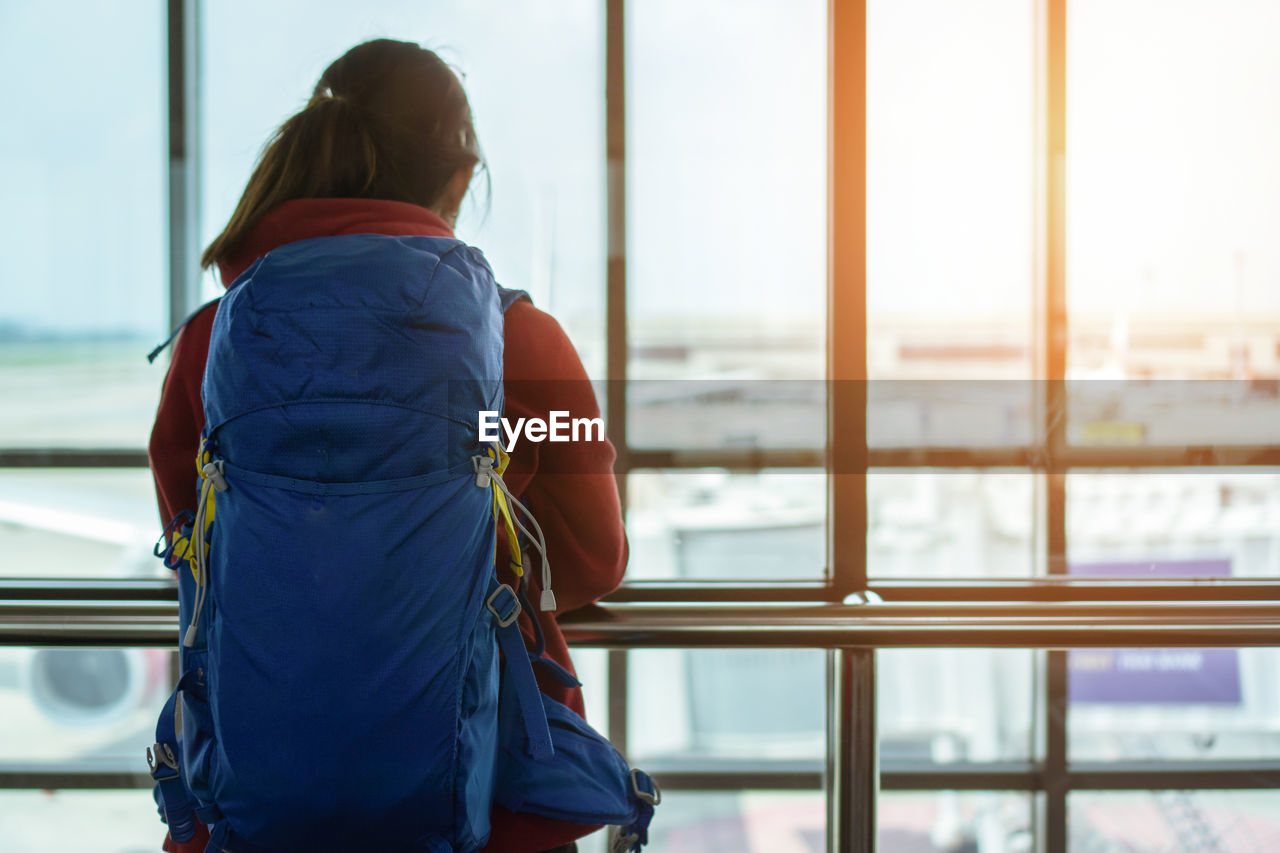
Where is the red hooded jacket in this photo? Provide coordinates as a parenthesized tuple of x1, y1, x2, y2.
(148, 198, 626, 852)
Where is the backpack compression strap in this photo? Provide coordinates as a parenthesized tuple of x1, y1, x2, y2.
(610, 770, 660, 852)
(148, 672, 202, 843)
(474, 445, 564, 761)
(487, 579, 554, 760)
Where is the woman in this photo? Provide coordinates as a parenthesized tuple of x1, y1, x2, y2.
(149, 39, 627, 852)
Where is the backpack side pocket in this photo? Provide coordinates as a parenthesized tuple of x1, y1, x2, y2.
(495, 690, 649, 827)
(177, 650, 218, 806)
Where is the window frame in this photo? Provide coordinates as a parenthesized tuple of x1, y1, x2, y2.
(3, 2, 1280, 853)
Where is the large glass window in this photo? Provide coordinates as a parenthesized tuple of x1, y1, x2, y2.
(867, 0, 1036, 382)
(626, 0, 827, 386)
(0, 645, 171, 768)
(1067, 470, 1280, 577)
(628, 649, 825, 763)
(880, 792, 1032, 853)
(1069, 791, 1280, 851)
(1069, 645, 1280, 762)
(0, 470, 162, 579)
(200, 0, 607, 374)
(587, 790, 824, 853)
(0, 1, 167, 448)
(879, 650, 1035, 763)
(869, 470, 1036, 578)
(4, 2, 1280, 851)
(627, 469, 825, 582)
(1067, 0, 1280, 383)
(0, 791, 161, 851)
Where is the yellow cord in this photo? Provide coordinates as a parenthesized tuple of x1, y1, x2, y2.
(487, 446, 524, 578)
(181, 439, 219, 582)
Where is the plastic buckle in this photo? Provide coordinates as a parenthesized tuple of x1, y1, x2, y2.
(630, 768, 661, 806)
(161, 529, 194, 572)
(146, 743, 178, 776)
(202, 460, 229, 492)
(154, 511, 195, 561)
(609, 828, 641, 853)
(486, 583, 521, 628)
(472, 454, 494, 488)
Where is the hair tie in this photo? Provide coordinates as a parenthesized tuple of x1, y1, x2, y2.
(315, 87, 351, 107)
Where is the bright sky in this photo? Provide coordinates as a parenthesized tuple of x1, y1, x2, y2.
(1068, 0, 1280, 318)
(2, 0, 1278, 338)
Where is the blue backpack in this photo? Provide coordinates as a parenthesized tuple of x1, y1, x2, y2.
(149, 234, 658, 852)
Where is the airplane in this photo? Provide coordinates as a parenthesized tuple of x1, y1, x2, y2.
(0, 475, 170, 744)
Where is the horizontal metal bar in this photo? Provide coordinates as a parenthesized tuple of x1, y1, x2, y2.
(0, 449, 150, 468)
(9, 600, 1280, 622)
(13, 623, 1280, 649)
(628, 445, 1280, 471)
(635, 761, 1280, 793)
(869, 448, 1031, 469)
(6, 601, 1280, 648)
(4, 443, 1280, 472)
(1067, 762, 1280, 790)
(883, 762, 1041, 791)
(607, 583, 839, 603)
(1052, 445, 1280, 469)
(0, 768, 153, 789)
(3, 762, 1278, 793)
(636, 758, 824, 791)
(9, 579, 1280, 605)
(869, 445, 1280, 470)
(584, 602, 1280, 619)
(0, 579, 848, 605)
(627, 448, 826, 470)
(884, 761, 1280, 791)
(562, 621, 1280, 650)
(650, 770, 823, 791)
(613, 578, 1280, 605)
(0, 579, 178, 601)
(871, 579, 1280, 602)
(0, 592, 164, 608)
(0, 624, 175, 647)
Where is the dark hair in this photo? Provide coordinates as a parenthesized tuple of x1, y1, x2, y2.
(202, 39, 481, 270)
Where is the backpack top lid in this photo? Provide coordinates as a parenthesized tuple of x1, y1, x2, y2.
(202, 233, 507, 477)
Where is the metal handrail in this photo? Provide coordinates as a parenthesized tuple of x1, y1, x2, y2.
(7, 576, 1280, 602)
(3, 598, 1280, 648)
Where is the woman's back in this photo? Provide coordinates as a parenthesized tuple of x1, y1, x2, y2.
(151, 199, 629, 853)
(148, 38, 638, 852)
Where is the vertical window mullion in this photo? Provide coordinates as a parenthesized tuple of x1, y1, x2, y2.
(828, 0, 869, 600)
(605, 0, 628, 486)
(829, 1, 872, 851)
(605, 0, 630, 758)
(166, 0, 201, 331)
(1041, 0, 1070, 851)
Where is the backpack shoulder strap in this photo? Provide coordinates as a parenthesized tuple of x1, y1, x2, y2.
(146, 297, 223, 364)
(497, 285, 532, 312)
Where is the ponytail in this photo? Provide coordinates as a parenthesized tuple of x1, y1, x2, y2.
(202, 40, 481, 272)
